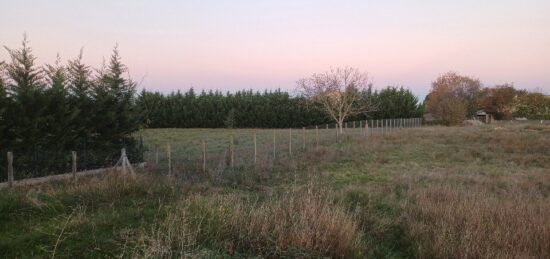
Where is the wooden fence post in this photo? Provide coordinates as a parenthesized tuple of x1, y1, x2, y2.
(369, 120, 372, 135)
(201, 140, 206, 173)
(155, 148, 159, 165)
(7, 152, 13, 189)
(359, 120, 363, 134)
(289, 128, 292, 157)
(353, 121, 356, 129)
(121, 148, 127, 174)
(230, 135, 234, 168)
(72, 151, 77, 183)
(272, 129, 276, 159)
(167, 143, 171, 177)
(253, 132, 257, 165)
(315, 125, 319, 148)
(326, 124, 329, 130)
(302, 127, 306, 151)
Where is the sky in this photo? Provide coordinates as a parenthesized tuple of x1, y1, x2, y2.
(1, 0, 549, 99)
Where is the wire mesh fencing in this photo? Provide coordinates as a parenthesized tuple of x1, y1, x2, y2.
(141, 118, 423, 179)
(1, 118, 423, 186)
(0, 144, 145, 184)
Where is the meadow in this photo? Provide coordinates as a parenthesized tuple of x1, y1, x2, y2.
(1, 122, 549, 258)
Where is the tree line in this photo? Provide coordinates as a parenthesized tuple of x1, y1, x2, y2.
(425, 71, 550, 125)
(136, 86, 422, 129)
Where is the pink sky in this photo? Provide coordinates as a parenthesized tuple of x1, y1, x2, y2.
(1, 0, 549, 98)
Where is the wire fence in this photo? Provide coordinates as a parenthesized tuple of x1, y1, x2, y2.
(0, 144, 144, 183)
(142, 118, 423, 178)
(1, 118, 423, 187)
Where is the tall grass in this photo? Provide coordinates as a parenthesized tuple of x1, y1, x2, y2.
(132, 189, 366, 258)
(405, 186, 550, 258)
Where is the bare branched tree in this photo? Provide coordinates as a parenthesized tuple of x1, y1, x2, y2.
(297, 67, 376, 133)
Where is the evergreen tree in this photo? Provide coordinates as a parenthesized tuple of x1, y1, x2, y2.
(3, 35, 48, 150)
(0, 61, 9, 149)
(43, 54, 73, 151)
(374, 86, 420, 119)
(66, 49, 94, 149)
(224, 108, 236, 128)
(91, 45, 141, 160)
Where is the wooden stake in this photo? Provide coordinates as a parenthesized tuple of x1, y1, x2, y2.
(272, 129, 276, 159)
(71, 151, 77, 183)
(167, 143, 171, 177)
(230, 135, 234, 168)
(155, 148, 159, 165)
(201, 140, 206, 173)
(253, 132, 257, 165)
(289, 128, 292, 157)
(315, 125, 319, 148)
(7, 152, 13, 189)
(121, 148, 127, 174)
(302, 127, 306, 151)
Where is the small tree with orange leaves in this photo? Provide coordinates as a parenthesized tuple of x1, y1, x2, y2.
(479, 84, 521, 120)
(425, 72, 482, 125)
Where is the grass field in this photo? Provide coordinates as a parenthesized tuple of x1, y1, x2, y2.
(1, 122, 549, 258)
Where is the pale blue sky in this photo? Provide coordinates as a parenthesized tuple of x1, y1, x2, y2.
(1, 0, 549, 98)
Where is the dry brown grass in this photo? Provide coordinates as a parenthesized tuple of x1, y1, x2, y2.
(133, 189, 366, 258)
(405, 185, 550, 259)
(333, 123, 550, 258)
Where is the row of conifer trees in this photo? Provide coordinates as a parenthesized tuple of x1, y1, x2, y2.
(0, 37, 141, 178)
(137, 86, 423, 129)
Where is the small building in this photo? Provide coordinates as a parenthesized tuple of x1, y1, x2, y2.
(423, 112, 436, 123)
(476, 110, 493, 124)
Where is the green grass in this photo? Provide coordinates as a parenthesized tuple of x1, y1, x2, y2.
(2, 122, 550, 258)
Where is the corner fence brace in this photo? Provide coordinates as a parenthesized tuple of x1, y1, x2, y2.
(114, 148, 136, 177)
